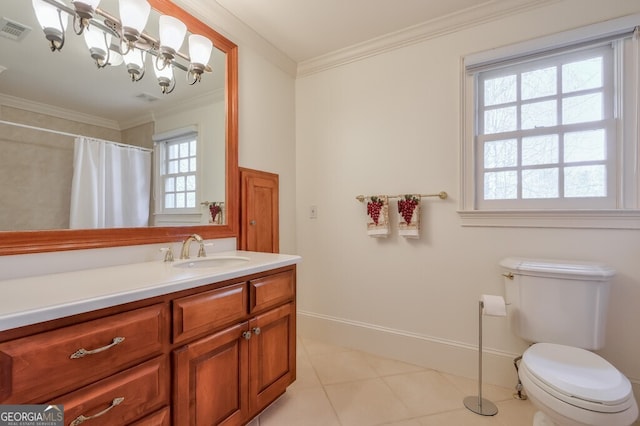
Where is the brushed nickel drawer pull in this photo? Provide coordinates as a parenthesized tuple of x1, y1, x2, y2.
(70, 337, 125, 359)
(70, 397, 125, 425)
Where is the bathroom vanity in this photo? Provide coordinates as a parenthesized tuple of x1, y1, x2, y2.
(0, 251, 299, 425)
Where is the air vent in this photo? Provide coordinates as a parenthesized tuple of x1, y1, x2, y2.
(0, 17, 31, 42)
(135, 93, 160, 103)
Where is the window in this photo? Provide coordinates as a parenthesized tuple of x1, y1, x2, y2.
(461, 17, 640, 228)
(153, 128, 199, 216)
(478, 46, 615, 209)
(161, 138, 197, 210)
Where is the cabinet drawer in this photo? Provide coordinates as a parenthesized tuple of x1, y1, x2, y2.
(249, 270, 295, 313)
(0, 304, 167, 403)
(129, 407, 170, 426)
(50, 356, 169, 426)
(173, 282, 247, 344)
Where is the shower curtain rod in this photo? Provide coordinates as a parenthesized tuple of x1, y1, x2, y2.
(0, 119, 153, 153)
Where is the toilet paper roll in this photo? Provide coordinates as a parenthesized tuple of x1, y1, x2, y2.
(481, 294, 507, 317)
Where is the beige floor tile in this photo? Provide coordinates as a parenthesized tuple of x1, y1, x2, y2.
(292, 344, 322, 390)
(494, 398, 537, 426)
(416, 407, 503, 426)
(383, 370, 466, 417)
(379, 419, 423, 426)
(324, 377, 412, 426)
(257, 337, 535, 425)
(258, 386, 341, 426)
(301, 336, 351, 356)
(363, 352, 426, 377)
(310, 350, 379, 385)
(442, 372, 516, 403)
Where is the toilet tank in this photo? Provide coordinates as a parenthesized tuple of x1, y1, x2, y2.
(500, 257, 615, 350)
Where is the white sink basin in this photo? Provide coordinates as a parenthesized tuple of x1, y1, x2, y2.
(172, 256, 250, 269)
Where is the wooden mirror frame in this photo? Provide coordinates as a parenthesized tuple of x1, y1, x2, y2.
(0, 0, 239, 256)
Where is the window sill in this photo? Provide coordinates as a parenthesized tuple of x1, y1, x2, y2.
(153, 213, 204, 227)
(457, 209, 640, 229)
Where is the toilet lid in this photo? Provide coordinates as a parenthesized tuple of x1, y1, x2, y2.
(523, 343, 632, 406)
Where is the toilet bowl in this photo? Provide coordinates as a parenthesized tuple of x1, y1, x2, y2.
(519, 343, 638, 426)
(499, 258, 639, 426)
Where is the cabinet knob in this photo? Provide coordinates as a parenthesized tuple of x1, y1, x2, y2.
(249, 220, 256, 226)
(252, 327, 261, 335)
(242, 331, 252, 340)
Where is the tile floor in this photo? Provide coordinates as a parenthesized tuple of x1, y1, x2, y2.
(249, 336, 537, 426)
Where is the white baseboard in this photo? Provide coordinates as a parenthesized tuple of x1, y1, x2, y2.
(297, 310, 525, 390)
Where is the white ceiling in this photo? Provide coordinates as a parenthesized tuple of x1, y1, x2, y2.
(214, 0, 502, 63)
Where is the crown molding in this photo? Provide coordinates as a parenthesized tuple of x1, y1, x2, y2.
(0, 93, 120, 130)
(173, 0, 298, 76)
(297, 0, 561, 77)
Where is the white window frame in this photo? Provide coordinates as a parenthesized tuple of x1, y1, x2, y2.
(460, 15, 640, 229)
(153, 126, 202, 224)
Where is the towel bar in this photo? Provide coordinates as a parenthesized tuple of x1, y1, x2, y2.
(355, 192, 447, 202)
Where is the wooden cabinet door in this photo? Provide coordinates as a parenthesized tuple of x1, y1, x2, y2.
(248, 302, 296, 413)
(239, 168, 279, 253)
(173, 322, 249, 426)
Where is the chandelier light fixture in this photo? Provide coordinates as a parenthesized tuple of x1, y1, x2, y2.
(31, 0, 69, 51)
(31, 0, 214, 94)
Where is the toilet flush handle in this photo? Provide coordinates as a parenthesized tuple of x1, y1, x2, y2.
(502, 272, 514, 280)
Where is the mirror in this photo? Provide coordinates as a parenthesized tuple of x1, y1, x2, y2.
(0, 0, 239, 255)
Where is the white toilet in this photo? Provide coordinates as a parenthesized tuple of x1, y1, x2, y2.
(500, 257, 638, 426)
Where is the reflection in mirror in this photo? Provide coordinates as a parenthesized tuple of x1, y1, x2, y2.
(0, 0, 227, 231)
(0, 0, 239, 255)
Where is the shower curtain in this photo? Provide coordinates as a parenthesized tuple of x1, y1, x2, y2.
(70, 137, 151, 229)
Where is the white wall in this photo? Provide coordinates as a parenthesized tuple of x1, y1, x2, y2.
(294, 0, 640, 403)
(173, 0, 298, 254)
(238, 48, 297, 254)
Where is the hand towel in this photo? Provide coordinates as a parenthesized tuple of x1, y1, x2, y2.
(366, 195, 390, 237)
(209, 202, 223, 224)
(397, 194, 421, 238)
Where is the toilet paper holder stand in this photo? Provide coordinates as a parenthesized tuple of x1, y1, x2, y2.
(463, 298, 500, 416)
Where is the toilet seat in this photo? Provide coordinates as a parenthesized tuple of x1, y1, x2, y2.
(521, 343, 634, 413)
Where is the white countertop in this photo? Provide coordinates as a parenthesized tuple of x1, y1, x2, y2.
(0, 250, 301, 332)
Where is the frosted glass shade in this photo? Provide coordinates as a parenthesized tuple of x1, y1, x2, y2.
(158, 15, 186, 52)
(83, 27, 111, 51)
(119, 0, 151, 33)
(109, 50, 123, 66)
(188, 34, 212, 65)
(124, 47, 146, 67)
(32, 0, 69, 31)
(153, 62, 174, 79)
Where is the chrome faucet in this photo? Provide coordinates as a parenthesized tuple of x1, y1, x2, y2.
(180, 234, 207, 259)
